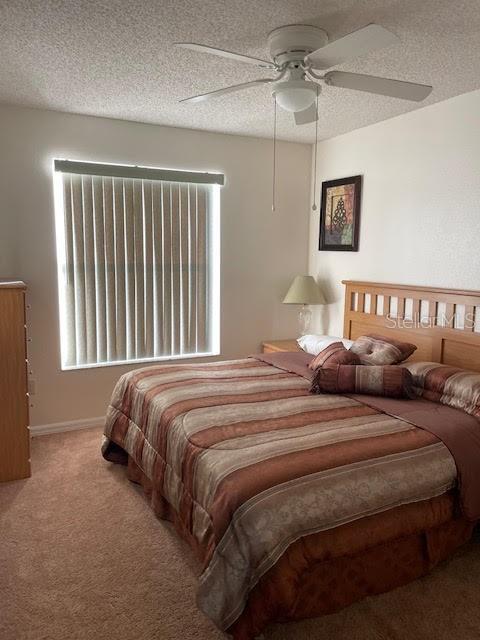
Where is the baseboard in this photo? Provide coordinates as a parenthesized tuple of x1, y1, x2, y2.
(30, 416, 104, 436)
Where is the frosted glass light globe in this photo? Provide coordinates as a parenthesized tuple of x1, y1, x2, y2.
(273, 80, 318, 113)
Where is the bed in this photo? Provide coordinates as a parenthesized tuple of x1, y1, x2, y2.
(102, 281, 480, 639)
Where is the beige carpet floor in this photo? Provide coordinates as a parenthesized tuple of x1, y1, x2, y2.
(1, 427, 480, 640)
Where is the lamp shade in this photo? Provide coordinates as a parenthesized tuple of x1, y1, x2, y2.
(282, 275, 325, 305)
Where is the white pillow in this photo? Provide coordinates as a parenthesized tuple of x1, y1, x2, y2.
(297, 334, 354, 356)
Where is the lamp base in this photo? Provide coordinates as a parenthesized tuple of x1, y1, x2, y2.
(298, 305, 312, 336)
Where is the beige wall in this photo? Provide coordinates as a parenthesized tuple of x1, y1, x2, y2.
(0, 105, 311, 426)
(0, 139, 16, 276)
(308, 89, 480, 337)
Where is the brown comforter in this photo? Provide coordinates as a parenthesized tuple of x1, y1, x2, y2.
(257, 351, 480, 521)
(101, 354, 475, 632)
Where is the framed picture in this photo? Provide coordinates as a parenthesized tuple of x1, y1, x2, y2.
(319, 175, 362, 251)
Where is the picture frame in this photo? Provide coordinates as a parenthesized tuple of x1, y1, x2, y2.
(319, 175, 362, 251)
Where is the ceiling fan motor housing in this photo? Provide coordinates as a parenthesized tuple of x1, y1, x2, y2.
(268, 25, 326, 113)
(267, 24, 328, 65)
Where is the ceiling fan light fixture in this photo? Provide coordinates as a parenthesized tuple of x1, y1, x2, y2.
(272, 80, 318, 113)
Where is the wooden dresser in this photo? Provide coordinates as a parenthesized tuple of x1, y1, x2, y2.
(0, 281, 30, 481)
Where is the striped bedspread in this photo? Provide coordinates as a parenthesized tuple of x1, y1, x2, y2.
(103, 357, 457, 630)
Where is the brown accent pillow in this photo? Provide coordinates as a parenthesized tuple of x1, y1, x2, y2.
(402, 361, 480, 418)
(308, 341, 361, 370)
(350, 334, 417, 366)
(311, 364, 416, 399)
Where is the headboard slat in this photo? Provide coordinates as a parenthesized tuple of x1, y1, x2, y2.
(383, 296, 391, 317)
(445, 303, 455, 328)
(465, 305, 475, 332)
(358, 292, 365, 314)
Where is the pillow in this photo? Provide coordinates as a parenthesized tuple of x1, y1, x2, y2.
(297, 334, 354, 356)
(402, 361, 480, 418)
(350, 334, 417, 365)
(311, 364, 416, 399)
(308, 341, 361, 370)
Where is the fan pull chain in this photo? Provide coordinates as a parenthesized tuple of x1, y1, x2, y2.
(272, 96, 277, 213)
(312, 85, 319, 212)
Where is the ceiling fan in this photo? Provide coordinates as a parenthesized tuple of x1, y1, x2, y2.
(175, 24, 433, 125)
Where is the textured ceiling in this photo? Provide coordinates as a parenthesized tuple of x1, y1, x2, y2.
(1, 0, 479, 143)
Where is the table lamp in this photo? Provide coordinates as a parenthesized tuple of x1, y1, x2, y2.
(283, 275, 325, 335)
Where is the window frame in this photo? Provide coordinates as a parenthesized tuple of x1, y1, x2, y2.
(53, 159, 222, 371)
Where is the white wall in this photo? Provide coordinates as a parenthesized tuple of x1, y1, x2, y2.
(0, 105, 311, 426)
(308, 89, 480, 337)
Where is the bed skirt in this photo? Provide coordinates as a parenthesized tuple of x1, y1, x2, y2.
(125, 456, 474, 639)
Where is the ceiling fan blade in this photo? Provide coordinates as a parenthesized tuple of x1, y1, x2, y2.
(294, 103, 318, 125)
(175, 43, 275, 68)
(179, 79, 273, 104)
(325, 71, 432, 101)
(307, 24, 399, 70)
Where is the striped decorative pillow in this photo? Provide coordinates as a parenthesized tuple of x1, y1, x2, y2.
(311, 364, 416, 399)
(308, 341, 361, 370)
(350, 334, 417, 366)
(403, 361, 480, 418)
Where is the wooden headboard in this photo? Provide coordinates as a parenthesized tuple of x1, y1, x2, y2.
(343, 281, 480, 372)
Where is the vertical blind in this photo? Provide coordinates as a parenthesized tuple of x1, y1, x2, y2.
(54, 161, 222, 369)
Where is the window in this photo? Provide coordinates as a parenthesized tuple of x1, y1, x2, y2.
(53, 160, 222, 369)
